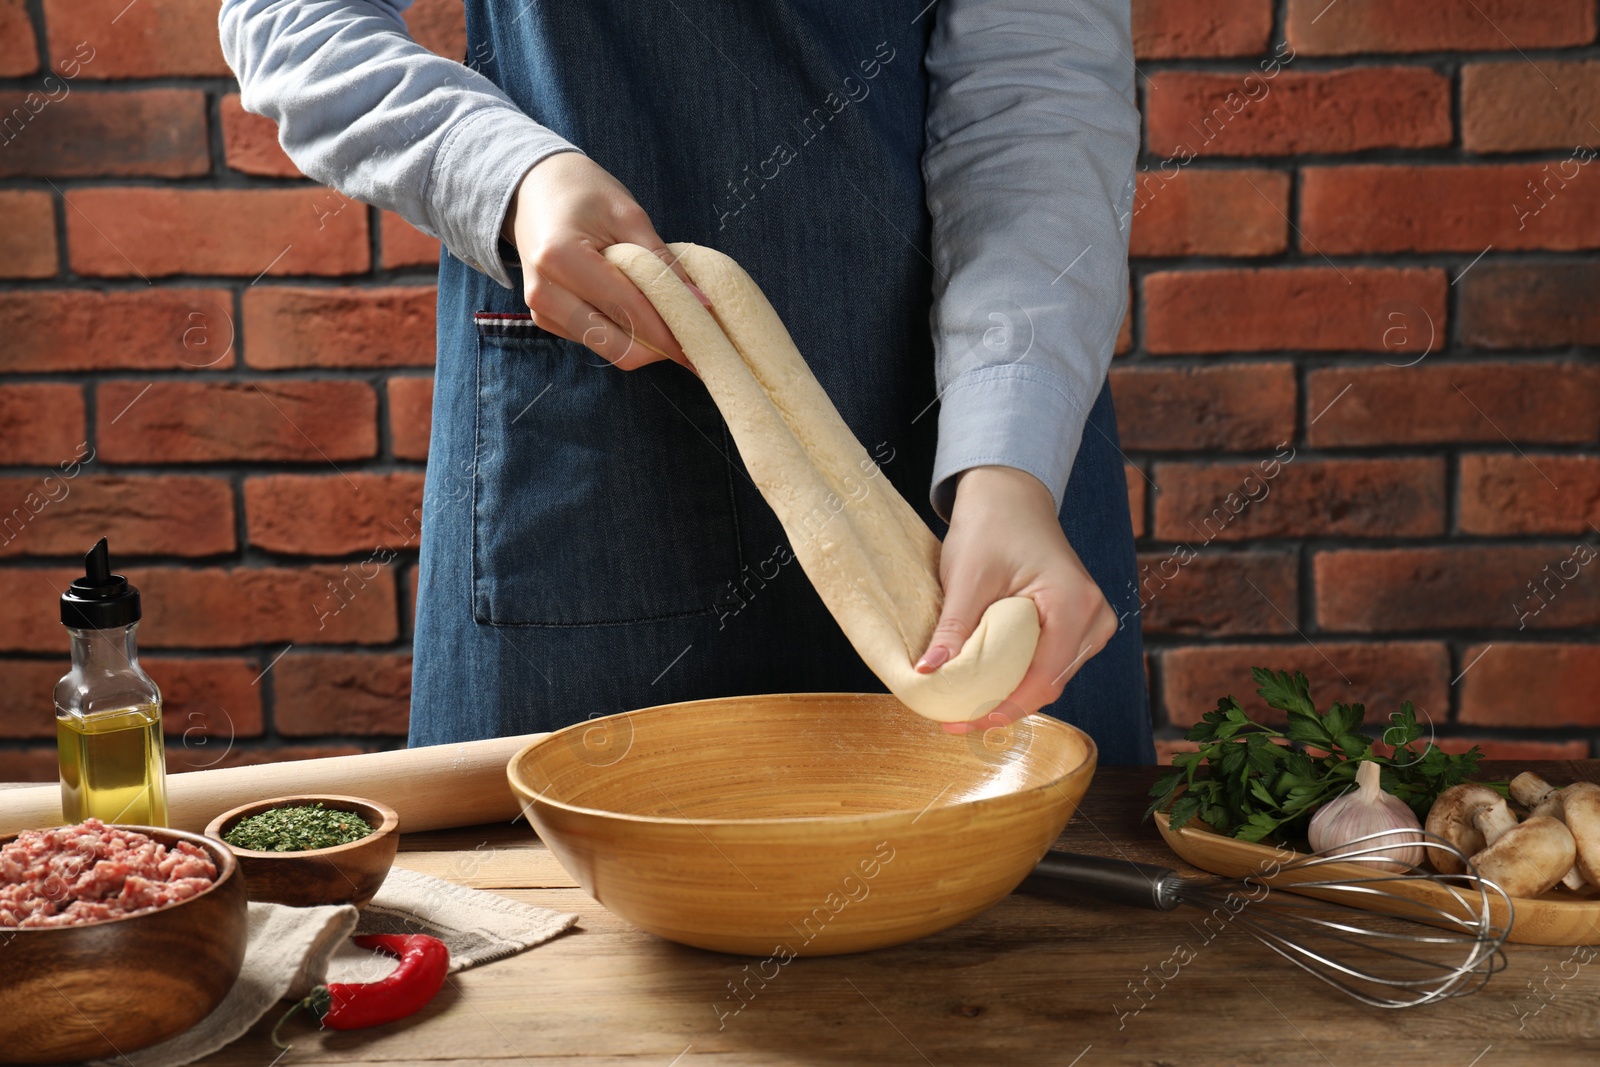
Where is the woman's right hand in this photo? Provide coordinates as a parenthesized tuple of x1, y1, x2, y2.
(502, 152, 699, 371)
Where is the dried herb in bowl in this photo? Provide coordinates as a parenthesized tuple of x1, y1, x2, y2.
(224, 802, 373, 852)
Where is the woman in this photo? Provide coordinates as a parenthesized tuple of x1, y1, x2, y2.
(221, 0, 1153, 763)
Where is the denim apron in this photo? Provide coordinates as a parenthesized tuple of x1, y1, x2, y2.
(409, 0, 1155, 765)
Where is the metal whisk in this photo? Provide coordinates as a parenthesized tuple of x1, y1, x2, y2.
(1018, 829, 1513, 1008)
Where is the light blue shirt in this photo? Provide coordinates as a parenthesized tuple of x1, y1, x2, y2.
(219, 0, 1137, 519)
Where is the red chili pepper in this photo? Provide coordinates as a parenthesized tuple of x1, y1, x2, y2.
(273, 934, 450, 1050)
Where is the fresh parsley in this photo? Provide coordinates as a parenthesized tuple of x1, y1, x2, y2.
(1145, 668, 1488, 844)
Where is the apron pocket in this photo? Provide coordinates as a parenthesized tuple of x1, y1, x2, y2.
(471, 314, 743, 626)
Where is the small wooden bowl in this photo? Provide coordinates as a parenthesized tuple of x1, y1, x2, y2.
(0, 825, 247, 1064)
(205, 794, 398, 908)
(507, 692, 1097, 956)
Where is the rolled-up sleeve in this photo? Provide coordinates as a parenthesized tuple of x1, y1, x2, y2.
(923, 0, 1139, 519)
(219, 0, 581, 288)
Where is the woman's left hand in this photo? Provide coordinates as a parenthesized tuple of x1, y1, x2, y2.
(916, 465, 1118, 734)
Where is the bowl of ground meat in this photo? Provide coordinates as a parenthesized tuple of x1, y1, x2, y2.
(0, 819, 247, 1063)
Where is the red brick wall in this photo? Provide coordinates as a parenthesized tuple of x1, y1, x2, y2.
(2, 0, 1596, 777)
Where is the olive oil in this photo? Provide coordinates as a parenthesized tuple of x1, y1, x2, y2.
(56, 538, 169, 827)
(57, 704, 168, 826)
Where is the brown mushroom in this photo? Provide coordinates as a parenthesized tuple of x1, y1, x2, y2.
(1425, 783, 1502, 874)
(1560, 782, 1600, 887)
(1473, 795, 1520, 844)
(1470, 813, 1577, 898)
(1510, 771, 1562, 812)
(1510, 772, 1588, 890)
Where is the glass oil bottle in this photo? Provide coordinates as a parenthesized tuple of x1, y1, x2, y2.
(55, 538, 168, 826)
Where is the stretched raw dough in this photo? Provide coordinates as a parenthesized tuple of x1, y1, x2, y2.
(605, 243, 1040, 723)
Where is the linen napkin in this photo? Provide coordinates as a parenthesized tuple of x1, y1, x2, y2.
(91, 867, 578, 1067)
(324, 867, 578, 985)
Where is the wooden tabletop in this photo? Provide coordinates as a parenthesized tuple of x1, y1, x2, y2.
(199, 761, 1600, 1066)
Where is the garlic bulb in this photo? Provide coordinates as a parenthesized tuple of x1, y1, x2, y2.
(1308, 760, 1424, 872)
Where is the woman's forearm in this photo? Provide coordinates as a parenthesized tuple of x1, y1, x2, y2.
(923, 0, 1140, 520)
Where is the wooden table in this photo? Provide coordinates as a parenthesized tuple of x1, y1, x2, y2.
(200, 762, 1600, 1066)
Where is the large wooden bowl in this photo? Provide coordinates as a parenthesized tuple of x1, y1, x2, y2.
(205, 794, 399, 908)
(0, 825, 247, 1064)
(506, 692, 1096, 956)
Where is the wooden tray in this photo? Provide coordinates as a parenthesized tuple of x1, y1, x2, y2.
(1156, 816, 1600, 947)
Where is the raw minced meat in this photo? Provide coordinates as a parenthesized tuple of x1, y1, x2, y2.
(0, 819, 218, 928)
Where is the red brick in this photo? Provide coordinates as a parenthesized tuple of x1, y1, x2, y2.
(1463, 61, 1600, 153)
(381, 211, 442, 270)
(1286, 0, 1595, 54)
(0, 656, 269, 745)
(1459, 644, 1600, 727)
(1365, 735, 1588, 762)
(404, 0, 466, 60)
(242, 287, 436, 369)
(1145, 69, 1449, 158)
(0, 749, 57, 781)
(1129, 169, 1287, 257)
(1314, 547, 1600, 632)
(1302, 164, 1600, 254)
(1460, 455, 1600, 535)
(0, 566, 75, 652)
(273, 653, 412, 736)
(1154, 738, 1201, 764)
(0, 0, 38, 76)
(1125, 464, 1147, 539)
(150, 657, 267, 743)
(245, 473, 424, 555)
(3, 661, 80, 739)
(0, 289, 236, 372)
(0, 190, 56, 278)
(1440, 737, 1590, 761)
(1115, 301, 1132, 356)
(0, 384, 84, 464)
(97, 381, 378, 464)
(220, 94, 299, 178)
(1161, 642, 1451, 728)
(0, 476, 234, 558)
(1306, 363, 1600, 447)
(1153, 458, 1445, 542)
(168, 744, 371, 774)
(0, 567, 393, 651)
(1144, 267, 1446, 354)
(1460, 263, 1600, 348)
(0, 89, 208, 177)
(43, 0, 230, 78)
(134, 566, 400, 648)
(388, 376, 434, 460)
(1132, 0, 1272, 58)
(66, 188, 369, 278)
(1137, 550, 1298, 636)
(1110, 363, 1295, 451)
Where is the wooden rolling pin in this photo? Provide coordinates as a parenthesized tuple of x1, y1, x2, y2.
(0, 733, 547, 837)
